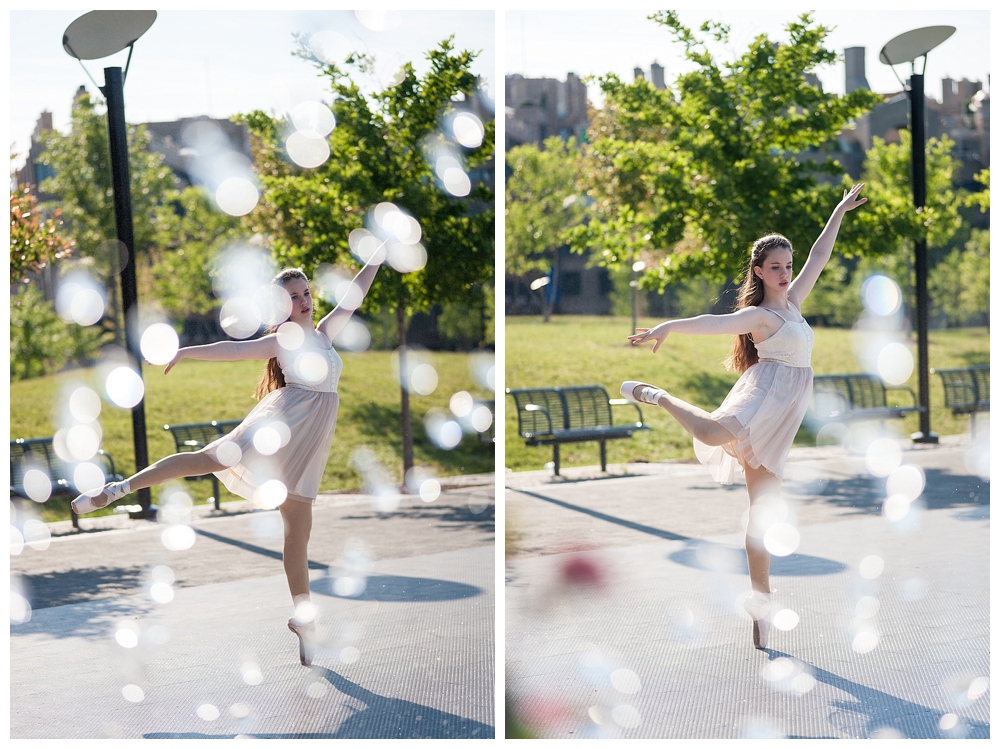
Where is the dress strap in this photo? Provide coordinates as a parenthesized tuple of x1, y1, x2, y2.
(760, 307, 788, 323)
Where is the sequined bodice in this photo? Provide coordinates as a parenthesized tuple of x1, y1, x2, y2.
(279, 341, 343, 393)
(754, 312, 813, 368)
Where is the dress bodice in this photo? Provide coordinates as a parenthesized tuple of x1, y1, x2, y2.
(754, 308, 813, 368)
(278, 339, 343, 393)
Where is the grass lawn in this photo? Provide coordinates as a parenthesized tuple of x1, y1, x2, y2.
(11, 351, 494, 522)
(505, 316, 989, 473)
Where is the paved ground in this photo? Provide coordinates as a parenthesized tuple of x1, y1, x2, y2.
(504, 435, 990, 739)
(10, 478, 495, 740)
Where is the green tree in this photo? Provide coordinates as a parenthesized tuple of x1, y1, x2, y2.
(571, 12, 882, 290)
(929, 229, 989, 327)
(38, 91, 177, 344)
(505, 136, 586, 321)
(242, 37, 494, 477)
(9, 179, 74, 285)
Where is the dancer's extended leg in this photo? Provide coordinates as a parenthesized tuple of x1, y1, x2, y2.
(125, 450, 225, 494)
(624, 382, 735, 446)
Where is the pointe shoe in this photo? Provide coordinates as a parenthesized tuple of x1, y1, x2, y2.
(71, 480, 130, 514)
(621, 381, 667, 406)
(287, 618, 316, 666)
(744, 592, 772, 650)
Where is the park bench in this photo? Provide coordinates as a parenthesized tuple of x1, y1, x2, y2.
(163, 419, 241, 509)
(507, 384, 649, 475)
(9, 437, 124, 530)
(479, 400, 495, 446)
(931, 365, 990, 437)
(810, 373, 924, 427)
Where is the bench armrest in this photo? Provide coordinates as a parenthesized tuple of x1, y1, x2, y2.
(608, 398, 645, 426)
(884, 384, 919, 408)
(524, 404, 554, 433)
(96, 449, 118, 479)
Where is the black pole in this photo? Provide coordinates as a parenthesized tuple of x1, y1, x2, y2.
(909, 72, 937, 444)
(102, 66, 155, 514)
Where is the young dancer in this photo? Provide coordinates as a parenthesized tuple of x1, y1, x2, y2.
(72, 254, 382, 665)
(623, 183, 867, 649)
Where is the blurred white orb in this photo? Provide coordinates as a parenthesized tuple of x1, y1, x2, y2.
(140, 323, 180, 366)
(69, 386, 102, 423)
(291, 101, 336, 136)
(215, 178, 259, 216)
(876, 342, 913, 385)
(452, 112, 485, 148)
(286, 131, 330, 169)
(863, 275, 902, 316)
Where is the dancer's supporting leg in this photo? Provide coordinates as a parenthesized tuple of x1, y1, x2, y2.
(279, 499, 315, 665)
(277, 499, 313, 605)
(743, 462, 779, 595)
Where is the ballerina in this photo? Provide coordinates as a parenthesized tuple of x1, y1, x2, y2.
(72, 253, 382, 665)
(622, 183, 867, 649)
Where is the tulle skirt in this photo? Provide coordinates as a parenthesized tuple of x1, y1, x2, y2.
(203, 386, 339, 506)
(693, 361, 812, 485)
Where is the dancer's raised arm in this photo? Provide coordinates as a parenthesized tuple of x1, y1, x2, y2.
(788, 183, 867, 307)
(317, 250, 384, 344)
(629, 307, 770, 353)
(163, 335, 280, 374)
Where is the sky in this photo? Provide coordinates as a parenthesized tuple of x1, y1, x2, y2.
(506, 9, 991, 106)
(8, 8, 495, 168)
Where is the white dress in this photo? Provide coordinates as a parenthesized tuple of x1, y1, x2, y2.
(203, 335, 343, 506)
(693, 307, 814, 484)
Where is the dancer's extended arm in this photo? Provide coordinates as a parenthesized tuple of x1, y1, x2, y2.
(788, 183, 867, 307)
(163, 335, 280, 374)
(316, 250, 384, 344)
(628, 307, 769, 353)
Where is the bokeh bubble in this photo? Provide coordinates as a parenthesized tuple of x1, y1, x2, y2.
(865, 438, 902, 477)
(254, 284, 293, 327)
(161, 524, 196, 551)
(22, 519, 51, 551)
(452, 112, 485, 148)
(215, 177, 259, 216)
(291, 101, 336, 136)
(10, 526, 25, 556)
(96, 238, 130, 276)
(253, 427, 281, 456)
(405, 467, 441, 502)
(150, 581, 174, 603)
(862, 274, 902, 316)
(295, 351, 330, 384)
(10, 587, 31, 623)
(468, 351, 495, 391)
(230, 703, 250, 719)
(773, 608, 800, 631)
(611, 704, 641, 728)
(257, 480, 288, 509)
(56, 273, 106, 326)
(73, 462, 106, 497)
(425, 411, 462, 450)
(286, 130, 330, 168)
(386, 242, 428, 273)
(211, 244, 276, 301)
(308, 30, 356, 64)
(115, 620, 140, 648)
(354, 9, 401, 31)
(876, 342, 914, 385)
(435, 154, 471, 196)
(67, 424, 100, 461)
(241, 660, 263, 686)
(340, 646, 361, 664)
(763, 523, 800, 556)
(197, 704, 220, 721)
(106, 366, 144, 409)
(468, 490, 490, 514)
(140, 323, 180, 366)
(855, 595, 880, 618)
(333, 318, 371, 352)
(470, 404, 493, 433)
(22, 469, 52, 503)
(348, 229, 384, 264)
(851, 628, 880, 653)
(277, 321, 305, 350)
(69, 386, 102, 423)
(610, 669, 641, 695)
(859, 555, 885, 579)
(410, 363, 439, 395)
(122, 684, 145, 703)
(886, 464, 925, 500)
(450, 391, 474, 418)
(220, 297, 262, 340)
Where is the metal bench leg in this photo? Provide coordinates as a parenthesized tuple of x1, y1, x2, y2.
(71, 506, 80, 530)
(600, 441, 607, 472)
(212, 474, 220, 510)
(553, 444, 560, 476)
(971, 412, 977, 440)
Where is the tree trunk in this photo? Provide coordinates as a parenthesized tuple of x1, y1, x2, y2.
(396, 296, 414, 485)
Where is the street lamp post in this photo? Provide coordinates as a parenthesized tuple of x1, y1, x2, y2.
(63, 10, 158, 517)
(879, 26, 955, 445)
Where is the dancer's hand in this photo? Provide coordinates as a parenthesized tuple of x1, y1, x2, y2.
(164, 350, 185, 375)
(628, 323, 669, 353)
(838, 183, 867, 213)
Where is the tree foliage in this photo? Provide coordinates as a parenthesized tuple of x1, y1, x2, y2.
(570, 12, 883, 287)
(9, 182, 74, 285)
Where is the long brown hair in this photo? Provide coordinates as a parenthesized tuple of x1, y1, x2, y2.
(254, 268, 308, 399)
(723, 234, 793, 373)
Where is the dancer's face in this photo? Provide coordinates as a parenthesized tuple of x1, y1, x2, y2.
(283, 278, 314, 324)
(753, 248, 793, 293)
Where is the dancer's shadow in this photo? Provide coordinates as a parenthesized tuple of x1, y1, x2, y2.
(767, 650, 990, 739)
(312, 574, 482, 602)
(144, 667, 494, 739)
(668, 539, 845, 577)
